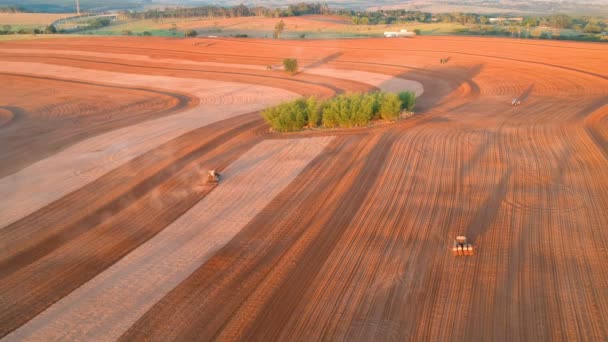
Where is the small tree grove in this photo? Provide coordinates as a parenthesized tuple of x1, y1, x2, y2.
(185, 29, 198, 37)
(283, 58, 299, 75)
(262, 91, 417, 132)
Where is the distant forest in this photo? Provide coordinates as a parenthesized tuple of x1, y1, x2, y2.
(117, 2, 606, 40)
(2, 1, 606, 41)
(120, 3, 332, 20)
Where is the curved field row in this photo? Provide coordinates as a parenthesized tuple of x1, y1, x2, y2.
(0, 36, 607, 340)
(0, 47, 427, 94)
(0, 53, 360, 98)
(0, 113, 270, 336)
(0, 43, 398, 337)
(583, 104, 608, 160)
(5, 136, 333, 342)
(0, 61, 299, 229)
(0, 108, 15, 127)
(0, 73, 196, 178)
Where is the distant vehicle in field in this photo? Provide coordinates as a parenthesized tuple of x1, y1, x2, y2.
(384, 29, 415, 38)
(511, 98, 521, 106)
(452, 236, 474, 256)
(207, 170, 220, 184)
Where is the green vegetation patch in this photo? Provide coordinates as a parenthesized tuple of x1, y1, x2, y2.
(262, 91, 416, 132)
(282, 58, 299, 75)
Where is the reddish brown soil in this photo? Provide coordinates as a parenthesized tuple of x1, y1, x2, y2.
(1, 36, 607, 340)
(0, 73, 195, 177)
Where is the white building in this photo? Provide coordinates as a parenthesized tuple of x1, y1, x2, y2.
(384, 29, 415, 38)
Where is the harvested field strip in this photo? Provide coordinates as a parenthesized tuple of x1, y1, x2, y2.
(0, 107, 16, 128)
(0, 36, 607, 340)
(120, 134, 377, 340)
(583, 104, 608, 160)
(0, 73, 196, 178)
(492, 125, 608, 340)
(0, 49, 424, 95)
(198, 38, 608, 79)
(0, 114, 268, 336)
(0, 48, 273, 71)
(219, 133, 400, 341)
(0, 61, 298, 229)
(0, 112, 262, 278)
(258, 129, 480, 341)
(5, 137, 333, 341)
(304, 68, 424, 95)
(0, 54, 367, 97)
(1, 57, 346, 99)
(8, 37, 606, 75)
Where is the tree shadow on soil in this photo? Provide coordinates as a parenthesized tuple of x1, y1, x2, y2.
(388, 63, 484, 113)
(303, 52, 343, 70)
(465, 167, 512, 242)
(517, 84, 535, 102)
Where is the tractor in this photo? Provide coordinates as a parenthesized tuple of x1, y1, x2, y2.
(207, 170, 220, 184)
(452, 236, 474, 256)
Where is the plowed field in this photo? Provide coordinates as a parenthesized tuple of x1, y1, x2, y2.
(0, 36, 607, 341)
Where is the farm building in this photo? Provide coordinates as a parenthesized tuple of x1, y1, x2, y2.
(384, 29, 415, 38)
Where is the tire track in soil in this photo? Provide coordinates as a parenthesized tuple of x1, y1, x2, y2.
(0, 114, 266, 337)
(0, 113, 263, 279)
(583, 104, 608, 161)
(0, 61, 302, 230)
(0, 73, 197, 178)
(4, 136, 332, 341)
(1, 37, 608, 341)
(216, 133, 399, 341)
(0, 55, 355, 97)
(0, 106, 22, 128)
(119, 135, 372, 341)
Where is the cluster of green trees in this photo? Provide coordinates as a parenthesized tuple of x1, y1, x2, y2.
(348, 8, 606, 41)
(282, 58, 299, 74)
(86, 17, 111, 29)
(348, 9, 606, 32)
(120, 2, 330, 20)
(115, 2, 606, 42)
(262, 91, 416, 132)
(0, 24, 57, 35)
(350, 10, 432, 25)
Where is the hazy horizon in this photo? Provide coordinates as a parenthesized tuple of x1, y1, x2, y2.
(2, 0, 608, 14)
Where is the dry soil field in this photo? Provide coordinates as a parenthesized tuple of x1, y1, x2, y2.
(0, 36, 607, 341)
(0, 13, 69, 25)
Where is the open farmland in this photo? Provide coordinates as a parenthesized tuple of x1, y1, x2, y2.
(81, 15, 466, 38)
(0, 13, 70, 29)
(0, 36, 607, 341)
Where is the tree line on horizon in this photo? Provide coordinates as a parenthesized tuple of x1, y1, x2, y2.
(116, 2, 606, 40)
(2, 2, 605, 41)
(119, 3, 331, 20)
(349, 10, 605, 34)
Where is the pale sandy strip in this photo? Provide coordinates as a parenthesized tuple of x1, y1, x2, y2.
(304, 68, 424, 95)
(0, 61, 298, 229)
(0, 48, 262, 71)
(0, 49, 425, 94)
(3, 136, 333, 342)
